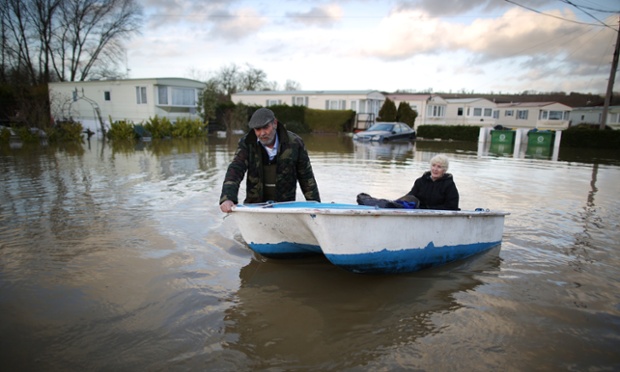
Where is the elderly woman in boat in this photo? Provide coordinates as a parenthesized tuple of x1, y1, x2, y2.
(357, 154, 459, 210)
(403, 154, 460, 210)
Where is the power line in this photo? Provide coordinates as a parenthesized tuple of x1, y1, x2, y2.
(558, 0, 618, 30)
(562, 0, 620, 14)
(503, 0, 612, 28)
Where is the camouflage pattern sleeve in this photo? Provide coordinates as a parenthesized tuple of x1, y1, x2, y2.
(294, 136, 321, 202)
(219, 137, 249, 205)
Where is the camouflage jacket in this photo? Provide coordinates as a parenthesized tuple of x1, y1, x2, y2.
(219, 123, 321, 205)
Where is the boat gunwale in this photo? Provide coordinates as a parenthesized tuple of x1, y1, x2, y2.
(233, 204, 510, 217)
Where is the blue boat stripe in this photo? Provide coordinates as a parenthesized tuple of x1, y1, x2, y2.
(324, 241, 502, 274)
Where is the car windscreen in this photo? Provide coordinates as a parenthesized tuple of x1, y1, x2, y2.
(366, 124, 394, 132)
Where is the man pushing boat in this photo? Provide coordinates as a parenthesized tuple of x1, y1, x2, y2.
(219, 107, 321, 213)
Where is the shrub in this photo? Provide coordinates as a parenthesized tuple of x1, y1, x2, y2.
(397, 102, 417, 127)
(47, 120, 84, 142)
(0, 127, 11, 142)
(145, 115, 173, 139)
(378, 98, 397, 122)
(107, 119, 136, 140)
(172, 117, 206, 138)
(13, 126, 39, 142)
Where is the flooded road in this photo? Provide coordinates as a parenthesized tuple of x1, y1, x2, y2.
(1, 136, 619, 370)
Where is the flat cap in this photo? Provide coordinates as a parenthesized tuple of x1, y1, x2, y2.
(248, 108, 276, 129)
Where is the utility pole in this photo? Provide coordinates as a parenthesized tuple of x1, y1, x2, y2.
(600, 16, 620, 130)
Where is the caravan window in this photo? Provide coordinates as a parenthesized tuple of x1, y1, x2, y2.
(136, 87, 147, 104)
(427, 105, 445, 117)
(292, 96, 308, 106)
(548, 111, 563, 120)
(517, 110, 528, 120)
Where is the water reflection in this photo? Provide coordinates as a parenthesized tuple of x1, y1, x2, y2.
(352, 141, 414, 162)
(300, 133, 355, 154)
(107, 138, 215, 157)
(557, 147, 620, 166)
(415, 140, 479, 155)
(224, 248, 501, 369)
(487, 142, 515, 157)
(475, 136, 620, 165)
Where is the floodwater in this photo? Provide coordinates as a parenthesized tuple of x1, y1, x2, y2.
(1, 135, 619, 371)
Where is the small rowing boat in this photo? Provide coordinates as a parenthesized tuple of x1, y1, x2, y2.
(231, 201, 509, 274)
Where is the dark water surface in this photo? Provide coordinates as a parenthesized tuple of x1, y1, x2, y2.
(1, 136, 619, 371)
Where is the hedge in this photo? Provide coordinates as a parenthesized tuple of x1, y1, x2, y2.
(417, 125, 480, 141)
(561, 125, 619, 148)
(305, 108, 355, 133)
(241, 105, 355, 134)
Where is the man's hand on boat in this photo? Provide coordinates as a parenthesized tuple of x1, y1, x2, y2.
(220, 200, 235, 213)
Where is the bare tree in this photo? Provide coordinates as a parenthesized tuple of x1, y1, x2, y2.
(55, 0, 142, 81)
(32, 0, 63, 83)
(217, 63, 240, 99)
(2, 0, 43, 84)
(197, 78, 219, 124)
(215, 63, 271, 96)
(188, 63, 270, 100)
(1, 0, 142, 84)
(264, 80, 279, 91)
(284, 79, 300, 91)
(185, 67, 212, 83)
(240, 63, 267, 91)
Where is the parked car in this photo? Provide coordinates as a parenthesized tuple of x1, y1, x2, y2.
(353, 122, 416, 142)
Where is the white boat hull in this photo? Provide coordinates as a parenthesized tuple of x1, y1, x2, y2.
(231, 202, 509, 274)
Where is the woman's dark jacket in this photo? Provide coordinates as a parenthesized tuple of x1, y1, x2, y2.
(405, 171, 459, 210)
(219, 122, 320, 205)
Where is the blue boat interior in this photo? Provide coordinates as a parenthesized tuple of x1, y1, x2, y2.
(240, 201, 377, 210)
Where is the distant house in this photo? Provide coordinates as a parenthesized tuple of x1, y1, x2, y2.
(419, 95, 450, 127)
(388, 95, 499, 129)
(569, 106, 620, 130)
(48, 78, 205, 134)
(231, 90, 385, 130)
(495, 102, 571, 130)
(444, 98, 498, 127)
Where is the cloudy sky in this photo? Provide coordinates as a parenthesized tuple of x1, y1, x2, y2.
(126, 0, 619, 94)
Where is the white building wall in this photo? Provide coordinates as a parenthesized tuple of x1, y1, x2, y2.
(496, 102, 571, 130)
(231, 90, 385, 115)
(569, 106, 620, 129)
(569, 108, 602, 126)
(496, 106, 537, 128)
(49, 78, 204, 133)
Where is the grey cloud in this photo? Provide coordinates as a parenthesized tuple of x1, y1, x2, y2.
(467, 22, 612, 71)
(141, 0, 240, 29)
(140, 0, 235, 13)
(139, 0, 265, 41)
(396, 0, 556, 17)
(207, 9, 266, 42)
(286, 6, 341, 27)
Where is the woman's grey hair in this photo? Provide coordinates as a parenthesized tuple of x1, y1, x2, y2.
(430, 154, 449, 171)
